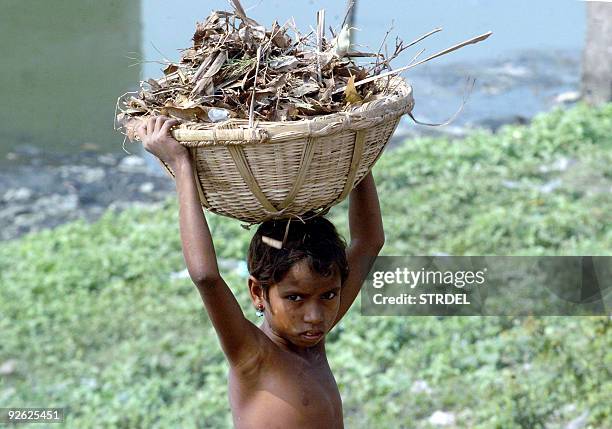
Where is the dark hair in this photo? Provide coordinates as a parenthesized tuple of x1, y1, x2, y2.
(247, 215, 349, 297)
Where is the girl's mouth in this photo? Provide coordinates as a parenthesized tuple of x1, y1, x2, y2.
(300, 331, 324, 341)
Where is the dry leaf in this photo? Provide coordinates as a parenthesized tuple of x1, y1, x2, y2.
(269, 21, 291, 48)
(163, 64, 179, 75)
(291, 81, 320, 97)
(161, 105, 211, 122)
(344, 76, 363, 104)
(147, 78, 161, 90)
(269, 56, 300, 70)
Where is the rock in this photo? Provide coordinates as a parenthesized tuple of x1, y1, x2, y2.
(118, 155, 146, 172)
(13, 212, 44, 227)
(539, 157, 575, 173)
(565, 410, 589, 429)
(490, 62, 532, 78)
(57, 166, 106, 184)
(170, 269, 190, 280)
(218, 258, 249, 276)
(80, 142, 99, 151)
(477, 115, 529, 132)
(80, 167, 106, 184)
(502, 180, 521, 189)
(0, 359, 18, 375)
(77, 183, 107, 206)
(80, 377, 98, 389)
(3, 187, 33, 202)
(37, 194, 79, 215)
(0, 205, 33, 218)
(562, 404, 577, 414)
(97, 154, 118, 166)
(0, 387, 16, 402)
(410, 380, 432, 394)
(139, 182, 155, 194)
(428, 410, 456, 426)
(14, 144, 42, 157)
(538, 179, 562, 194)
(554, 91, 581, 105)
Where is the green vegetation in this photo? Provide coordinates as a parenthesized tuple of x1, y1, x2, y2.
(1, 103, 610, 428)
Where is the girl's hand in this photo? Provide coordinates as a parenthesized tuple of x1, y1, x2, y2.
(135, 116, 188, 168)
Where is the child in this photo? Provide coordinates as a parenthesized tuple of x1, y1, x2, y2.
(136, 116, 385, 428)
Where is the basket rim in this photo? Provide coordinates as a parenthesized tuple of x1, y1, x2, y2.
(171, 76, 414, 143)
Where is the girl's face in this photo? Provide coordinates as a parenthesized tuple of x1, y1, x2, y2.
(256, 260, 342, 347)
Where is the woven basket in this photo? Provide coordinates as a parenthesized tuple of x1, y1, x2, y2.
(159, 76, 414, 224)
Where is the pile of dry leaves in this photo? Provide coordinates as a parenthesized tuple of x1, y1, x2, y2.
(116, 0, 491, 137)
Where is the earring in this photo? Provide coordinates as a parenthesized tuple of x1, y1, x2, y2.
(255, 304, 264, 317)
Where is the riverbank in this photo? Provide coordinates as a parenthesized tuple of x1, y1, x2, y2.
(0, 150, 175, 241)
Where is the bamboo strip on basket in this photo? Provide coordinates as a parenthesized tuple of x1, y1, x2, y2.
(277, 137, 317, 211)
(226, 145, 278, 214)
(337, 129, 366, 202)
(189, 147, 209, 207)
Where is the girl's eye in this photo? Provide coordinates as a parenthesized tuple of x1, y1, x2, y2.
(287, 295, 302, 302)
(322, 291, 337, 300)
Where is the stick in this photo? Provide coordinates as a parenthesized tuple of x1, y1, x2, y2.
(228, 0, 248, 21)
(228, 0, 259, 25)
(316, 9, 325, 83)
(374, 22, 394, 71)
(333, 31, 492, 94)
(404, 27, 442, 49)
(341, 0, 357, 30)
(249, 46, 262, 128)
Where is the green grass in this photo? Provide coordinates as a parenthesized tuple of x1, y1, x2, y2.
(0, 103, 610, 428)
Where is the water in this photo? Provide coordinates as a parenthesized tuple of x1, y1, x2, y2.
(0, 0, 586, 166)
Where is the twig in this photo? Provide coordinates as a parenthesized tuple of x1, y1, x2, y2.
(249, 46, 262, 128)
(408, 77, 476, 127)
(334, 31, 493, 94)
(150, 41, 173, 64)
(408, 48, 426, 66)
(341, 0, 356, 30)
(374, 21, 394, 72)
(228, 0, 246, 18)
(244, 0, 263, 12)
(405, 27, 443, 49)
(316, 9, 325, 83)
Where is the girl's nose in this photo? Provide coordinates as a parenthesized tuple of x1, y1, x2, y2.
(303, 303, 324, 324)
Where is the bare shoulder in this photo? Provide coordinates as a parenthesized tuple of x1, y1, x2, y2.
(228, 325, 276, 377)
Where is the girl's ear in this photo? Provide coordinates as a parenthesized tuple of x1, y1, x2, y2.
(248, 276, 265, 305)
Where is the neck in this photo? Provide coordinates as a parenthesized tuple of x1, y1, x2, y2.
(259, 319, 326, 360)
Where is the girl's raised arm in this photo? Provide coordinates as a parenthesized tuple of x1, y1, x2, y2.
(332, 171, 385, 328)
(137, 116, 265, 367)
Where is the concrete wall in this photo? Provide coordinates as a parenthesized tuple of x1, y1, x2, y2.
(581, 2, 612, 105)
(0, 0, 141, 161)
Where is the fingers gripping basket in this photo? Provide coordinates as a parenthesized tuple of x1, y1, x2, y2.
(160, 77, 414, 224)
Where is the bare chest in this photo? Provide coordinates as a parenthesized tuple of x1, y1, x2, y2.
(229, 353, 343, 429)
